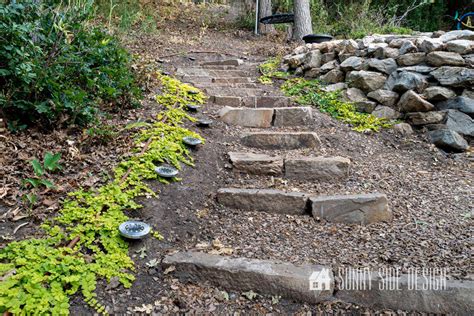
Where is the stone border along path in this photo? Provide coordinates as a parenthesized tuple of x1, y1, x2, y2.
(169, 58, 474, 313)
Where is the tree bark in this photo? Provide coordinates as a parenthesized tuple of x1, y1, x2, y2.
(293, 0, 313, 40)
(258, 0, 275, 34)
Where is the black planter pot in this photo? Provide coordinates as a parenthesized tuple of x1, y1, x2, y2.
(302, 34, 334, 44)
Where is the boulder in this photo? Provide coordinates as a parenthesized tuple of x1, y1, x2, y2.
(444, 109, 474, 137)
(392, 122, 414, 135)
(218, 107, 274, 128)
(310, 193, 391, 225)
(347, 70, 387, 93)
(285, 156, 351, 181)
(338, 53, 352, 62)
(439, 30, 474, 42)
(406, 111, 445, 125)
(431, 67, 474, 87)
(464, 54, 474, 67)
(389, 38, 413, 48)
(387, 71, 428, 93)
(371, 106, 401, 119)
(397, 65, 436, 74)
(445, 39, 474, 54)
(423, 86, 456, 101)
(320, 69, 345, 84)
(374, 46, 400, 59)
(321, 52, 337, 63)
(398, 90, 434, 112)
(288, 53, 306, 68)
(304, 68, 322, 79)
(339, 39, 359, 54)
(320, 60, 338, 72)
(426, 51, 465, 66)
(273, 107, 314, 127)
(367, 42, 388, 54)
(343, 88, 367, 103)
(303, 50, 322, 69)
(229, 152, 283, 176)
(321, 82, 347, 92)
(354, 100, 377, 113)
(367, 89, 399, 107)
(429, 129, 468, 152)
(462, 89, 474, 99)
(418, 37, 444, 52)
(397, 53, 426, 66)
(340, 56, 367, 72)
(399, 40, 418, 54)
(367, 58, 397, 74)
(436, 96, 474, 116)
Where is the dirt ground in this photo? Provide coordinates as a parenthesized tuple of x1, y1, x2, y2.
(1, 4, 473, 315)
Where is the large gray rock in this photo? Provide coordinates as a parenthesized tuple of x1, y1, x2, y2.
(336, 270, 474, 314)
(439, 30, 474, 42)
(374, 46, 400, 59)
(423, 86, 456, 101)
(398, 90, 434, 112)
(429, 129, 469, 152)
(303, 50, 322, 69)
(444, 110, 474, 137)
(426, 51, 465, 66)
(393, 122, 414, 135)
(431, 67, 474, 87)
(367, 58, 397, 74)
(288, 53, 306, 68)
(310, 193, 391, 225)
(396, 53, 426, 66)
(229, 152, 283, 176)
(320, 60, 338, 72)
(339, 39, 359, 54)
(340, 56, 367, 72)
(285, 157, 350, 181)
(321, 52, 337, 64)
(388, 71, 428, 93)
(320, 68, 345, 84)
(241, 132, 321, 150)
(218, 107, 273, 128)
(273, 107, 313, 127)
(445, 39, 474, 54)
(462, 89, 474, 99)
(371, 106, 401, 119)
(464, 54, 474, 67)
(321, 82, 347, 92)
(399, 40, 418, 55)
(367, 89, 399, 107)
(406, 111, 445, 125)
(347, 70, 387, 93)
(418, 37, 444, 52)
(163, 252, 334, 304)
(397, 65, 436, 74)
(217, 188, 310, 215)
(343, 88, 367, 103)
(436, 96, 474, 116)
(354, 100, 377, 113)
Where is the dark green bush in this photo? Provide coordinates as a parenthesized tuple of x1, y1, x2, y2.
(0, 0, 141, 129)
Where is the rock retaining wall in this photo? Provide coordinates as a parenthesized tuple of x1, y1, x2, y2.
(283, 30, 474, 152)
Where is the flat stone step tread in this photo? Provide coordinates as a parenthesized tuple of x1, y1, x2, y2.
(229, 153, 350, 180)
(194, 83, 260, 89)
(241, 132, 321, 150)
(162, 252, 333, 304)
(213, 96, 292, 108)
(205, 87, 269, 97)
(177, 68, 255, 78)
(218, 107, 313, 128)
(202, 59, 244, 66)
(217, 188, 391, 224)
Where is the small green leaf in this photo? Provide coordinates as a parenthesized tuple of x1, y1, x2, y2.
(31, 159, 44, 176)
(23, 178, 41, 188)
(39, 179, 55, 189)
(44, 152, 62, 172)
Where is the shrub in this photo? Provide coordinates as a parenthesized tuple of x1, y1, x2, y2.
(0, 0, 141, 129)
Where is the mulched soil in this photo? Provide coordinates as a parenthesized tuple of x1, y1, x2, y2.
(1, 4, 472, 315)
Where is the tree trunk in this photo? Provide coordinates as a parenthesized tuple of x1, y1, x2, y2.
(258, 0, 275, 34)
(293, 0, 313, 40)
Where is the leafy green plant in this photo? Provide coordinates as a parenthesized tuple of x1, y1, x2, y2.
(1, 74, 204, 315)
(258, 57, 289, 85)
(281, 78, 393, 132)
(23, 152, 62, 190)
(0, 0, 141, 128)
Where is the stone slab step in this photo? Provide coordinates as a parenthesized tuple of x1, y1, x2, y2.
(285, 157, 351, 181)
(241, 132, 321, 150)
(212, 77, 253, 84)
(205, 88, 268, 97)
(181, 75, 213, 84)
(310, 193, 391, 225)
(162, 252, 334, 304)
(194, 83, 259, 89)
(202, 59, 244, 66)
(273, 107, 313, 126)
(218, 107, 313, 128)
(228, 152, 283, 175)
(254, 96, 291, 108)
(217, 188, 311, 215)
(213, 96, 292, 108)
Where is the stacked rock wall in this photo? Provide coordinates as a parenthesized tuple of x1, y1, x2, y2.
(283, 30, 474, 152)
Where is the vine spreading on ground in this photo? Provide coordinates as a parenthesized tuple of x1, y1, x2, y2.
(0, 74, 206, 315)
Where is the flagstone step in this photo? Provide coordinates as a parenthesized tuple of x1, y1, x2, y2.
(202, 59, 244, 66)
(177, 68, 254, 78)
(218, 107, 313, 128)
(205, 88, 268, 97)
(194, 82, 259, 89)
(241, 132, 321, 150)
(213, 96, 292, 107)
(228, 152, 283, 175)
(162, 252, 334, 304)
(212, 77, 253, 84)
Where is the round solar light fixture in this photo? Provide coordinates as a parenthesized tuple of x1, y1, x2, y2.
(183, 136, 202, 147)
(119, 221, 151, 240)
(196, 118, 213, 127)
(155, 165, 179, 178)
(186, 104, 200, 112)
(188, 90, 199, 95)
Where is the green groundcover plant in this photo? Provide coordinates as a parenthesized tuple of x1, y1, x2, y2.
(0, 0, 141, 129)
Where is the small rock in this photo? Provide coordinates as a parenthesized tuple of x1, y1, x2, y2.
(371, 106, 401, 119)
(339, 39, 359, 54)
(398, 90, 434, 112)
(387, 71, 428, 93)
(354, 100, 377, 113)
(288, 53, 306, 69)
(321, 52, 337, 63)
(374, 46, 400, 59)
(304, 68, 322, 79)
(303, 50, 322, 69)
(406, 111, 445, 125)
(423, 86, 456, 101)
(321, 82, 347, 92)
(426, 51, 465, 67)
(367, 89, 399, 107)
(347, 70, 387, 93)
(338, 53, 353, 62)
(397, 53, 426, 66)
(464, 54, 474, 67)
(367, 58, 397, 74)
(367, 42, 388, 54)
(320, 69, 345, 84)
(393, 122, 413, 135)
(444, 109, 474, 136)
(389, 38, 411, 48)
(445, 39, 474, 54)
(343, 88, 367, 103)
(462, 89, 474, 99)
(429, 129, 468, 152)
(340, 56, 367, 72)
(436, 96, 474, 115)
(418, 37, 444, 52)
(399, 40, 418, 54)
(320, 60, 339, 72)
(397, 65, 436, 74)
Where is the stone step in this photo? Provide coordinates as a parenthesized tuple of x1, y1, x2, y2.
(212, 77, 253, 84)
(202, 59, 244, 66)
(177, 68, 254, 78)
(213, 96, 292, 108)
(181, 75, 213, 84)
(241, 132, 321, 150)
(217, 188, 311, 215)
(205, 87, 268, 97)
(228, 153, 350, 181)
(194, 83, 259, 89)
(310, 193, 391, 225)
(217, 188, 391, 224)
(228, 152, 283, 175)
(218, 107, 313, 128)
(162, 252, 334, 304)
